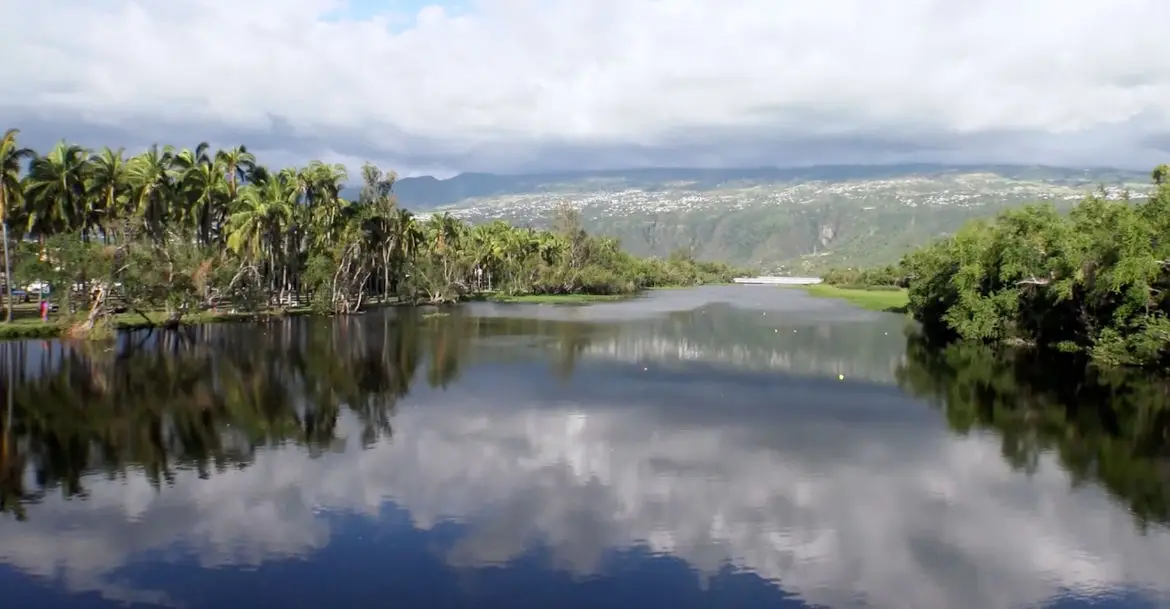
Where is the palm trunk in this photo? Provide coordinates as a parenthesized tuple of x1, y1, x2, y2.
(281, 264, 288, 306)
(2, 223, 12, 323)
(202, 203, 212, 247)
(383, 248, 391, 303)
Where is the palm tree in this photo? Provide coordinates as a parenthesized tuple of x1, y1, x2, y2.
(215, 145, 256, 202)
(85, 147, 131, 242)
(174, 144, 225, 246)
(303, 160, 348, 208)
(24, 141, 90, 239)
(226, 174, 296, 301)
(386, 208, 421, 297)
(427, 212, 462, 254)
(125, 144, 175, 241)
(0, 129, 33, 321)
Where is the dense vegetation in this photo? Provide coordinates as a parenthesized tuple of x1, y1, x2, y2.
(819, 265, 904, 290)
(824, 165, 1170, 368)
(0, 129, 742, 336)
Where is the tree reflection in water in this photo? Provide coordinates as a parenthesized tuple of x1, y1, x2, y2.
(897, 331, 1170, 530)
(1, 313, 1168, 535)
(0, 311, 608, 521)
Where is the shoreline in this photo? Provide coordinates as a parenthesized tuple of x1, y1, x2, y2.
(0, 307, 324, 341)
(0, 287, 691, 341)
(794, 284, 909, 314)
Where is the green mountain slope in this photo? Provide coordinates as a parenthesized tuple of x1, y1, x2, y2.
(388, 164, 1154, 272)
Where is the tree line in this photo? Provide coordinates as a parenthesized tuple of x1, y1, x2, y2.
(0, 129, 742, 335)
(823, 165, 1170, 368)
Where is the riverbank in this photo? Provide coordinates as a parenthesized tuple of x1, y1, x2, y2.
(0, 291, 642, 341)
(0, 283, 751, 341)
(0, 308, 320, 341)
(798, 284, 909, 313)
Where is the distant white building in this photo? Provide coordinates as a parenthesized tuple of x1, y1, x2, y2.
(731, 276, 822, 285)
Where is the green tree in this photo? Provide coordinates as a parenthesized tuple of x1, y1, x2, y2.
(0, 129, 32, 322)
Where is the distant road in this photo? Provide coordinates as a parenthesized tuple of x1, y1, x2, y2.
(732, 277, 822, 285)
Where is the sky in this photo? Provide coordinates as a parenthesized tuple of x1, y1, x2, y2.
(1, 0, 1168, 177)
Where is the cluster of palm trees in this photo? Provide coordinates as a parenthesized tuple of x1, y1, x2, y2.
(0, 129, 739, 322)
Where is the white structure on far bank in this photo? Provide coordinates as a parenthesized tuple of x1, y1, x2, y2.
(731, 276, 822, 285)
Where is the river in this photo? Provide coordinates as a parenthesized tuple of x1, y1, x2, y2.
(0, 286, 1167, 609)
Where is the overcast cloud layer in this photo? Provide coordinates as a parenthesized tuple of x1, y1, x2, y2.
(2, 0, 1169, 175)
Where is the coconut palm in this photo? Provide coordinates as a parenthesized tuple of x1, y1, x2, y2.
(0, 129, 33, 321)
(226, 172, 298, 301)
(23, 141, 90, 238)
(126, 144, 176, 240)
(215, 145, 256, 202)
(174, 143, 226, 246)
(85, 147, 131, 242)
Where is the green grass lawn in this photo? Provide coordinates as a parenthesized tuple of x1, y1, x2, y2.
(799, 284, 909, 313)
(0, 318, 65, 339)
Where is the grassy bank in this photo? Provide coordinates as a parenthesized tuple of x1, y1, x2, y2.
(0, 308, 319, 341)
(0, 292, 633, 341)
(0, 284, 705, 340)
(0, 319, 65, 340)
(800, 284, 909, 313)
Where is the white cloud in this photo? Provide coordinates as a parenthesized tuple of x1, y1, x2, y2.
(1, 0, 1168, 171)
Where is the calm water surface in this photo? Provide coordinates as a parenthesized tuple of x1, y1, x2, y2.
(0, 286, 1168, 609)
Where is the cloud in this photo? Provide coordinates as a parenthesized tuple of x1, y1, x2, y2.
(1, 0, 1168, 174)
(2, 359, 1169, 609)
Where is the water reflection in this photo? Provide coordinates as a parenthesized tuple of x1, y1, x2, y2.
(896, 333, 1170, 530)
(0, 296, 1168, 609)
(574, 302, 908, 383)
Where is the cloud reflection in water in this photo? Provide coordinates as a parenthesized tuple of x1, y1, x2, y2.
(1, 358, 1168, 609)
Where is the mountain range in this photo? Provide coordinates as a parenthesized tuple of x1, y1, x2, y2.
(349, 164, 1155, 272)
